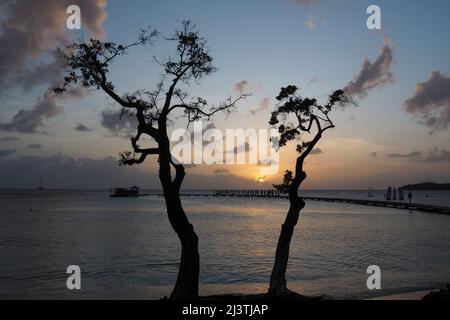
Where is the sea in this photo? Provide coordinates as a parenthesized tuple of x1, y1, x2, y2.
(1, 189, 450, 299)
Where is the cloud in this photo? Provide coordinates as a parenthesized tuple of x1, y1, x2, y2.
(370, 151, 379, 158)
(0, 87, 87, 134)
(0, 137, 19, 142)
(0, 149, 16, 158)
(250, 97, 270, 115)
(233, 142, 252, 154)
(0, 92, 62, 133)
(386, 148, 450, 163)
(422, 148, 450, 163)
(214, 168, 230, 175)
(258, 158, 278, 166)
(305, 14, 317, 31)
(0, 0, 108, 92)
(204, 122, 217, 131)
(386, 151, 422, 159)
(100, 109, 138, 137)
(28, 144, 43, 149)
(75, 123, 94, 132)
(307, 76, 319, 86)
(234, 80, 252, 95)
(305, 14, 326, 31)
(310, 148, 323, 155)
(0, 154, 258, 189)
(0, 154, 152, 189)
(14, 58, 65, 92)
(404, 71, 450, 132)
(0, 1, 107, 134)
(344, 39, 395, 98)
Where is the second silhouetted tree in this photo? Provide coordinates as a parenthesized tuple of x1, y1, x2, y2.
(268, 85, 355, 296)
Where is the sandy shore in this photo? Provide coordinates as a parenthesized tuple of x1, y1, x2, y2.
(368, 290, 433, 300)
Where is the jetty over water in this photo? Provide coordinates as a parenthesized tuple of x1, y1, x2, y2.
(155, 189, 450, 215)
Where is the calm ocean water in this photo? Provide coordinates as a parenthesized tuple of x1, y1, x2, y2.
(1, 189, 450, 299)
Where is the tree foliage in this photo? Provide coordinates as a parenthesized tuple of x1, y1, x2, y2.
(273, 170, 294, 194)
(55, 20, 248, 167)
(270, 85, 355, 154)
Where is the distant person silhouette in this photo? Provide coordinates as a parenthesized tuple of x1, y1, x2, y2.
(408, 192, 413, 204)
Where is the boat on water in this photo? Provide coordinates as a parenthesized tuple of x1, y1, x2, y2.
(110, 186, 140, 198)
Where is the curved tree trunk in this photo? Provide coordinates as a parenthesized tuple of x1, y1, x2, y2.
(269, 198, 305, 295)
(159, 142, 200, 299)
(269, 158, 307, 295)
(268, 126, 324, 296)
(168, 200, 199, 299)
(266, 90, 346, 296)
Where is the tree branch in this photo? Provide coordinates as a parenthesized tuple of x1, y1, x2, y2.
(169, 94, 250, 120)
(120, 130, 160, 166)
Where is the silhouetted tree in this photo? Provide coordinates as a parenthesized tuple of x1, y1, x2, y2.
(273, 170, 294, 194)
(55, 20, 247, 299)
(268, 85, 355, 296)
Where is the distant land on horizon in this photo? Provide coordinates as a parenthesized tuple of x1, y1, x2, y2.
(401, 182, 450, 191)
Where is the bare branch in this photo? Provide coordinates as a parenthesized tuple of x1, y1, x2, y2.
(169, 93, 250, 121)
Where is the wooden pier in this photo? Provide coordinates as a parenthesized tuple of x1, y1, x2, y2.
(152, 189, 450, 215)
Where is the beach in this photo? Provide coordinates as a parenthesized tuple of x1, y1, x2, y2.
(369, 290, 432, 300)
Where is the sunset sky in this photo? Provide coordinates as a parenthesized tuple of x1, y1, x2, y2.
(0, 0, 449, 189)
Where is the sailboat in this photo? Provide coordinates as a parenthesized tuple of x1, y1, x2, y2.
(37, 176, 44, 191)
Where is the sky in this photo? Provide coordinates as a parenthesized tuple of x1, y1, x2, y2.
(0, 0, 449, 190)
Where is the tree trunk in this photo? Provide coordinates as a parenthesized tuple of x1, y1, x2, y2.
(269, 198, 305, 295)
(268, 158, 307, 295)
(168, 202, 200, 299)
(159, 143, 200, 299)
